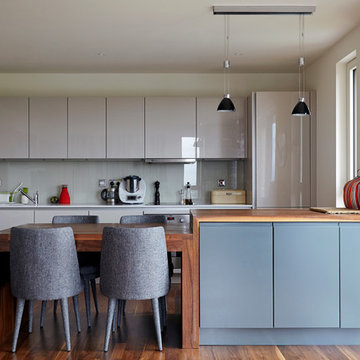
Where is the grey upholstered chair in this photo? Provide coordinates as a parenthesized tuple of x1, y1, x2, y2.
(10, 227, 82, 352)
(47, 215, 100, 328)
(100, 226, 170, 352)
(120, 214, 173, 276)
(119, 214, 172, 323)
(120, 214, 167, 225)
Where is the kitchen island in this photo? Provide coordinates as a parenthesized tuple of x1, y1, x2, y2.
(192, 209, 360, 346)
(2, 209, 360, 349)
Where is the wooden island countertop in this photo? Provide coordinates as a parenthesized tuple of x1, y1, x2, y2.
(191, 208, 360, 223)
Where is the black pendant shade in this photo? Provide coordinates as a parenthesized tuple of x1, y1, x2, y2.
(292, 98, 311, 116)
(217, 96, 236, 112)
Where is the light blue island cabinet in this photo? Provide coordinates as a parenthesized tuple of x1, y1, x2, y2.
(199, 221, 360, 345)
(200, 223, 273, 328)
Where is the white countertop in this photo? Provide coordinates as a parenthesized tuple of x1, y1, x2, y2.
(0, 203, 252, 210)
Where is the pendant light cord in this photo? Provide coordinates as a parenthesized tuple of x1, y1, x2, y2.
(298, 14, 306, 100)
(223, 15, 230, 96)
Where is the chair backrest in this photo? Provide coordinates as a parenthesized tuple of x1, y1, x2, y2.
(10, 227, 82, 300)
(52, 215, 99, 224)
(100, 226, 169, 300)
(120, 214, 166, 224)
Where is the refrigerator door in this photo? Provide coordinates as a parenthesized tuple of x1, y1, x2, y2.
(255, 92, 311, 208)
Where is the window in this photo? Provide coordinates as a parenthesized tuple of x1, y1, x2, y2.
(347, 58, 357, 179)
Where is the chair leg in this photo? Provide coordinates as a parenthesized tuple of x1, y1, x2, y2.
(104, 298, 116, 352)
(40, 300, 47, 328)
(28, 300, 34, 333)
(112, 300, 117, 332)
(117, 300, 123, 328)
(151, 298, 163, 351)
(123, 299, 126, 314)
(60, 298, 71, 352)
(72, 295, 81, 333)
(12, 298, 25, 353)
(159, 296, 167, 330)
(83, 279, 91, 328)
(161, 296, 167, 328)
(90, 279, 99, 313)
(54, 299, 58, 313)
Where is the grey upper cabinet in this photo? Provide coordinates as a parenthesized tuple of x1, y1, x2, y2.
(145, 97, 196, 159)
(107, 97, 144, 158)
(29, 97, 67, 158)
(68, 97, 106, 158)
(0, 97, 28, 158)
(197, 97, 247, 159)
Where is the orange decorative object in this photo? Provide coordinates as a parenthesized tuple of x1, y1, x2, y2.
(344, 175, 360, 209)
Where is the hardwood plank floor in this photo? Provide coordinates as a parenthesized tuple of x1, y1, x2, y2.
(1, 283, 360, 359)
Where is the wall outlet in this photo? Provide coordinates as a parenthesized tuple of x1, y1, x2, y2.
(98, 179, 106, 187)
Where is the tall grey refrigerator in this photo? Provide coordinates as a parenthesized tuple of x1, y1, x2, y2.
(248, 91, 315, 208)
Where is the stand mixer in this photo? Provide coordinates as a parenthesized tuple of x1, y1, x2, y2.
(118, 175, 146, 204)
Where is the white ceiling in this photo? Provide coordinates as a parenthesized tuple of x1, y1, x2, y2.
(1, 0, 360, 73)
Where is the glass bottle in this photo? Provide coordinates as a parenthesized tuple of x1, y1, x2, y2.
(59, 185, 70, 204)
(184, 182, 193, 205)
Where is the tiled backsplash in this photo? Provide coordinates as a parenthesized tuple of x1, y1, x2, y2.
(0, 160, 245, 205)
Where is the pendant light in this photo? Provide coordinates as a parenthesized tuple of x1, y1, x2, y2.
(292, 14, 311, 116)
(217, 15, 236, 112)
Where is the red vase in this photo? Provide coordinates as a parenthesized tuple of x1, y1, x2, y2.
(344, 176, 360, 209)
(59, 185, 70, 205)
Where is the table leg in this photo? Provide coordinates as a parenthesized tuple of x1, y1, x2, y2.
(0, 282, 15, 344)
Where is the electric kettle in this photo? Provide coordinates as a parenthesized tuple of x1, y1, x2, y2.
(101, 182, 117, 205)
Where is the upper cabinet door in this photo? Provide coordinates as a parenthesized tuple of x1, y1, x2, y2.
(145, 97, 196, 159)
(107, 97, 144, 158)
(29, 97, 67, 158)
(68, 97, 106, 158)
(0, 97, 28, 158)
(197, 97, 247, 159)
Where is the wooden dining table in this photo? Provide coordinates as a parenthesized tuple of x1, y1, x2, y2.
(0, 222, 198, 349)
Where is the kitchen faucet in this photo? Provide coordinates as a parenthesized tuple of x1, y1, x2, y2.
(18, 188, 39, 205)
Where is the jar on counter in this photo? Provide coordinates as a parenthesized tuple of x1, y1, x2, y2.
(21, 187, 29, 204)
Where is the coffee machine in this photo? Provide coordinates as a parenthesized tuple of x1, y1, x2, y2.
(118, 175, 146, 204)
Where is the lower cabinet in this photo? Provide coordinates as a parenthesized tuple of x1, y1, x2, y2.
(200, 223, 273, 328)
(340, 223, 360, 328)
(274, 223, 339, 328)
(34, 209, 89, 223)
(0, 209, 34, 230)
(89, 208, 143, 223)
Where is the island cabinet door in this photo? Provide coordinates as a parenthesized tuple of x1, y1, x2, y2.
(200, 222, 273, 328)
(274, 223, 339, 328)
(340, 223, 360, 328)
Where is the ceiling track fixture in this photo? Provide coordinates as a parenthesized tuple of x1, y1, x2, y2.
(212, 5, 316, 15)
(213, 4, 315, 116)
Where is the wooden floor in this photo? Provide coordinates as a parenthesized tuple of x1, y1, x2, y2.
(2, 283, 360, 360)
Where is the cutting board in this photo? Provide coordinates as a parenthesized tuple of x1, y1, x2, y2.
(310, 207, 360, 214)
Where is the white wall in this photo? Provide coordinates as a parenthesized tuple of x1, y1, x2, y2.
(307, 23, 360, 207)
(0, 73, 297, 96)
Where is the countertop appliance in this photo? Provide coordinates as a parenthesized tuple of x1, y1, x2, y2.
(119, 175, 146, 204)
